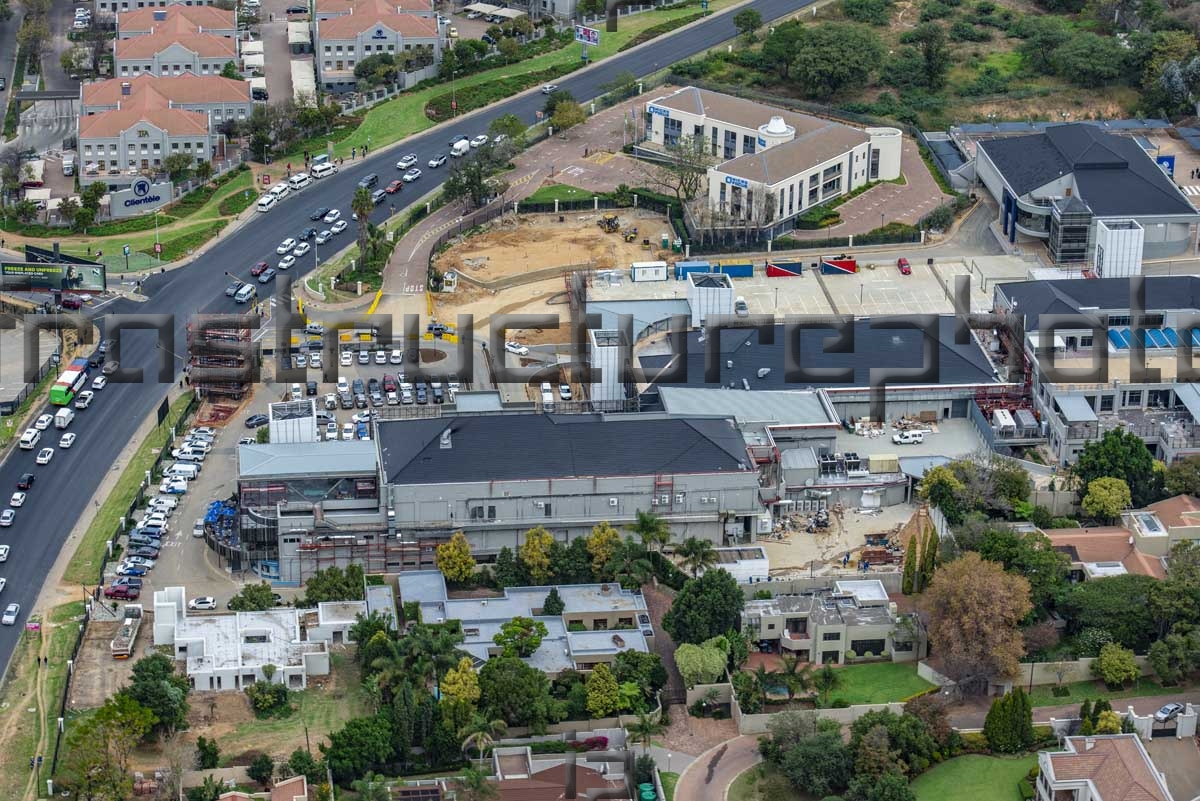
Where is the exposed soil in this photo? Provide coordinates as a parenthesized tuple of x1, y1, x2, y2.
(67, 618, 144, 711)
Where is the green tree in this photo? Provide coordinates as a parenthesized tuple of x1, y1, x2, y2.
(1095, 710, 1122, 734)
(487, 113, 526, 144)
(541, 586, 565, 616)
(459, 715, 507, 768)
(552, 537, 594, 585)
(352, 772, 391, 801)
(673, 641, 727, 686)
(220, 60, 241, 79)
(920, 527, 938, 591)
(984, 689, 1032, 754)
(351, 187, 374, 256)
(813, 664, 842, 707)
(627, 711, 666, 755)
(902, 22, 951, 89)
(350, 612, 394, 662)
(196, 736, 220, 769)
(519, 526, 555, 584)
(493, 616, 549, 658)
(1074, 429, 1161, 508)
(978, 529, 1071, 618)
(733, 8, 762, 38)
(1165, 455, 1200, 497)
(163, 151, 197, 181)
(1093, 642, 1140, 687)
(902, 534, 918, 595)
(441, 656, 481, 732)
(456, 767, 499, 801)
(613, 650, 668, 699)
(1063, 573, 1159, 652)
(585, 663, 621, 718)
(761, 20, 805, 79)
(851, 773, 917, 801)
(320, 714, 393, 784)
(493, 546, 525, 588)
(299, 564, 365, 605)
(436, 531, 476, 584)
(122, 652, 190, 736)
(791, 22, 885, 99)
(587, 521, 622, 578)
(605, 536, 654, 589)
(677, 536, 718, 577)
(843, 0, 892, 24)
(229, 581, 278, 611)
(779, 729, 854, 797)
(479, 657, 561, 729)
(542, 88, 575, 117)
(287, 748, 326, 785)
(1147, 624, 1200, 685)
(498, 36, 520, 63)
(1051, 32, 1127, 88)
(627, 509, 671, 552)
(918, 465, 966, 524)
(1083, 477, 1132, 522)
(663, 568, 744, 644)
(1016, 15, 1071, 75)
(247, 753, 274, 786)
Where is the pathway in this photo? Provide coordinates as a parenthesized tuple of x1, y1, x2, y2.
(673, 735, 761, 801)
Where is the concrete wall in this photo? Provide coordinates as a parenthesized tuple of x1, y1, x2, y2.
(1015, 656, 1153, 687)
(732, 694, 906, 735)
(685, 682, 732, 707)
(917, 660, 955, 687)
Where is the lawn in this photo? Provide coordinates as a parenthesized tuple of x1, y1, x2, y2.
(62, 393, 195, 585)
(912, 755, 1037, 801)
(728, 763, 813, 801)
(1027, 677, 1182, 708)
(523, 182, 595, 204)
(660, 771, 678, 801)
(827, 661, 936, 706)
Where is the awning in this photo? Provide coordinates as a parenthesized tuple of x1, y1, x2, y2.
(1027, 332, 1066, 349)
(464, 2, 500, 11)
(241, 40, 264, 55)
(493, 7, 525, 17)
(1175, 383, 1200, 423)
(1055, 394, 1098, 423)
(243, 53, 265, 69)
(287, 21, 311, 45)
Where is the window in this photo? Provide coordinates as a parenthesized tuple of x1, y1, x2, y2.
(742, 134, 755, 155)
(822, 632, 840, 641)
(710, 127, 718, 156)
(487, 505, 496, 520)
(723, 130, 736, 160)
(1138, 314, 1164, 327)
(766, 623, 775, 630)
(470, 506, 483, 520)
(1080, 335, 1093, 348)
(543, 503, 552, 517)
(663, 117, 682, 147)
(1125, 390, 1143, 407)
(1099, 395, 1114, 412)
(850, 638, 886, 655)
(1107, 314, 1131, 328)
(894, 640, 913, 652)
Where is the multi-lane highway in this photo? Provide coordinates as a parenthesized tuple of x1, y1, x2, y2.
(0, 0, 811, 678)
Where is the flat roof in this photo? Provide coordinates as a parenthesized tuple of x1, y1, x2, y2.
(176, 608, 321, 672)
(567, 628, 648, 657)
(287, 20, 311, 43)
(585, 298, 690, 335)
(660, 387, 839, 427)
(317, 600, 365, 625)
(238, 440, 379, 479)
(378, 414, 751, 485)
(452, 390, 506, 412)
(834, 579, 889, 603)
(1055, 394, 1098, 423)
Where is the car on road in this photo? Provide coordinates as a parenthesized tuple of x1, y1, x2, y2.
(0, 545, 8, 562)
(358, 174, 379, 189)
(259, 267, 277, 283)
(36, 448, 53, 465)
(0, 510, 13, 527)
(188, 596, 217, 610)
(310, 207, 331, 221)
(16, 473, 34, 491)
(330, 219, 349, 235)
(294, 242, 312, 257)
(504, 341, 529, 356)
(278, 254, 297, 270)
(402, 167, 422, 183)
(386, 179, 403, 194)
(370, 188, 387, 205)
(299, 227, 319, 241)
(449, 134, 468, 147)
(193, 519, 206, 538)
(34, 414, 52, 430)
(92, 376, 107, 390)
(428, 154, 447, 168)
(470, 134, 489, 148)
(1154, 702, 1185, 722)
(541, 83, 558, 94)
(9, 492, 25, 508)
(59, 433, 76, 449)
(251, 260, 270, 276)
(74, 390, 94, 409)
(323, 209, 341, 224)
(116, 565, 147, 577)
(396, 154, 418, 170)
(2, 604, 19, 625)
(245, 414, 269, 428)
(315, 230, 333, 245)
(226, 279, 245, 296)
(276, 238, 297, 254)
(897, 257, 911, 276)
(102, 360, 119, 375)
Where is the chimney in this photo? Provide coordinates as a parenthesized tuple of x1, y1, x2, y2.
(1084, 738, 1095, 751)
(121, 81, 131, 95)
(439, 428, 452, 449)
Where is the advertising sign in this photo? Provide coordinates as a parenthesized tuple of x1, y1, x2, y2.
(574, 24, 599, 46)
(724, 175, 749, 189)
(0, 262, 107, 293)
(1156, 154, 1176, 178)
(108, 178, 173, 218)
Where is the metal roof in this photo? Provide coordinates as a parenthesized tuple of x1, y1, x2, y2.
(238, 440, 379, 479)
(378, 413, 751, 485)
(585, 298, 690, 337)
(781, 447, 820, 470)
(661, 387, 839, 427)
(999, 276, 1200, 330)
(1055, 394, 1098, 423)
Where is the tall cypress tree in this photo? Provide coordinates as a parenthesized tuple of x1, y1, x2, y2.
(920, 526, 938, 588)
(902, 534, 918, 595)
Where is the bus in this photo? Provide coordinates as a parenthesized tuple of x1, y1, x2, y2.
(49, 358, 90, 406)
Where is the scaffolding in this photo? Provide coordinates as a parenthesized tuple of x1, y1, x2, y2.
(187, 315, 256, 399)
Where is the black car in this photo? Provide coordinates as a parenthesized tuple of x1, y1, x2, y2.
(128, 546, 160, 559)
(367, 377, 381, 394)
(339, 393, 354, 409)
(298, 227, 319, 241)
(310, 207, 330, 221)
(415, 386, 428, 404)
(285, 4, 307, 12)
(258, 268, 277, 283)
(16, 473, 34, 490)
(245, 414, 269, 428)
(351, 378, 365, 395)
(358, 174, 379, 189)
(225, 280, 244, 297)
(306, 380, 318, 396)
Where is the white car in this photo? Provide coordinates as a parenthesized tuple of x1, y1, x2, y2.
(9, 492, 25, 508)
(323, 209, 341, 224)
(309, 352, 322, 368)
(294, 242, 312, 258)
(74, 390, 94, 409)
(340, 351, 353, 367)
(0, 510, 13, 527)
(396, 154, 418, 170)
(92, 376, 107, 390)
(2, 603, 19, 625)
(374, 350, 387, 365)
(325, 420, 338, 439)
(276, 237, 297, 255)
(36, 448, 54, 465)
(541, 83, 558, 94)
(72, 18, 88, 28)
(428, 154, 447, 168)
(294, 354, 308, 369)
(0, 545, 8, 562)
(0, 578, 6, 594)
(389, 348, 403, 364)
(330, 219, 349, 235)
(504, 341, 529, 356)
(188, 596, 217, 610)
(181, 439, 212, 453)
(189, 427, 216, 437)
(470, 134, 489, 148)
(160, 478, 188, 494)
(59, 433, 76, 448)
(270, 183, 290, 199)
(402, 168, 422, 183)
(386, 391, 399, 405)
(341, 423, 354, 441)
(278, 254, 297, 270)
(192, 519, 205, 538)
(559, 384, 572, 400)
(34, 414, 53, 430)
(123, 556, 156, 569)
(315, 230, 333, 245)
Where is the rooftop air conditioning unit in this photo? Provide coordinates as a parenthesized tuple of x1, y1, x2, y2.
(609, 497, 618, 507)
(535, 501, 545, 509)
(675, 494, 684, 503)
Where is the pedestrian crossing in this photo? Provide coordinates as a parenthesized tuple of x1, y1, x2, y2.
(1183, 186, 1200, 196)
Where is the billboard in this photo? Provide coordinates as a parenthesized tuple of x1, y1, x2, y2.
(109, 178, 173, 218)
(1157, 154, 1176, 178)
(574, 24, 599, 46)
(0, 261, 107, 293)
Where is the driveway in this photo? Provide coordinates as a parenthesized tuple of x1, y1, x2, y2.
(259, 0, 298, 103)
(43, 0, 81, 92)
(674, 736, 761, 801)
(1145, 738, 1200, 801)
(948, 693, 1200, 729)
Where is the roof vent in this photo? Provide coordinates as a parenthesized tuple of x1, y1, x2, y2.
(1084, 738, 1095, 751)
(600, 583, 611, 594)
(726, 360, 733, 369)
(612, 634, 625, 647)
(764, 116, 788, 135)
(439, 428, 452, 449)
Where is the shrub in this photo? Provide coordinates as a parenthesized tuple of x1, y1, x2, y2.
(831, 699, 851, 708)
(619, 13, 704, 51)
(919, 0, 955, 20)
(845, 651, 858, 661)
(950, 20, 991, 41)
(1018, 779, 1035, 801)
(960, 732, 989, 753)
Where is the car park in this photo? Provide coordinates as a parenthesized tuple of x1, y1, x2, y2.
(0, 509, 13, 527)
(294, 242, 312, 257)
(245, 414, 269, 428)
(386, 391, 399, 405)
(2, 604, 20, 625)
(259, 268, 277, 283)
(316, 230, 333, 244)
(276, 238, 297, 255)
(897, 257, 912, 275)
(278, 254, 297, 270)
(416, 385, 428, 404)
(59, 432, 77, 448)
(159, 478, 188, 494)
(339, 351, 353, 367)
(428, 154, 447, 168)
(123, 556, 156, 569)
(74, 390, 94, 409)
(504, 341, 529, 356)
(389, 349, 403, 364)
(331, 219, 349, 234)
(189, 596, 217, 610)
(470, 134, 489, 148)
(128, 546, 161, 559)
(310, 207, 330, 221)
(9, 492, 24, 508)
(34, 414, 53, 430)
(323, 209, 342, 224)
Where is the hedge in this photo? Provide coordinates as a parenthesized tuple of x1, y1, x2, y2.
(425, 63, 577, 120)
(619, 12, 704, 52)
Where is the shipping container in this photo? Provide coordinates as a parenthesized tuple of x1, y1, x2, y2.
(631, 261, 668, 282)
(820, 258, 858, 275)
(712, 261, 754, 278)
(674, 260, 711, 280)
(766, 258, 805, 277)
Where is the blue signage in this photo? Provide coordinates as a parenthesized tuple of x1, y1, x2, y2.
(1157, 154, 1176, 177)
(372, 27, 387, 39)
(757, 137, 766, 147)
(724, 175, 749, 189)
(648, 105, 669, 117)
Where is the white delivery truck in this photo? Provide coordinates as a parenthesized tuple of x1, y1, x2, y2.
(451, 140, 470, 157)
(54, 407, 75, 429)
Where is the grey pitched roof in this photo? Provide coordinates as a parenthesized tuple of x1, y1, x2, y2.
(659, 387, 839, 426)
(638, 317, 998, 391)
(238, 440, 379, 479)
(998, 276, 1200, 330)
(978, 123, 1195, 217)
(378, 414, 752, 485)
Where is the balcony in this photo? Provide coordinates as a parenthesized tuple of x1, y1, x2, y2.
(781, 630, 812, 650)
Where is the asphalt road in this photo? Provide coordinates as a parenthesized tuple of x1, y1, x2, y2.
(0, 0, 812, 678)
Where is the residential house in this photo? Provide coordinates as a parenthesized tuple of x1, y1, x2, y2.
(1036, 734, 1173, 801)
(217, 776, 308, 801)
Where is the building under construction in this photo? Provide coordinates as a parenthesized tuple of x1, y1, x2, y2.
(186, 314, 256, 399)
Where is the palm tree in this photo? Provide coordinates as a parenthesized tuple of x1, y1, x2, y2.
(460, 716, 508, 769)
(626, 712, 666, 756)
(351, 186, 374, 256)
(627, 509, 671, 552)
(752, 663, 776, 707)
(368, 639, 409, 704)
(351, 772, 389, 801)
(778, 654, 813, 702)
(605, 537, 653, 589)
(676, 537, 718, 577)
(455, 767, 498, 801)
(399, 624, 466, 690)
(812, 663, 842, 707)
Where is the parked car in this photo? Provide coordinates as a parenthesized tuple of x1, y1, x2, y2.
(115, 565, 147, 577)
(897, 257, 912, 276)
(892, 430, 925, 445)
(504, 341, 529, 356)
(1154, 702, 1185, 722)
(245, 414, 269, 428)
(188, 596, 217, 610)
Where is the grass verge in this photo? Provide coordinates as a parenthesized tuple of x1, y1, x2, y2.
(1027, 677, 1181, 708)
(0, 367, 61, 449)
(62, 393, 194, 585)
(660, 771, 678, 801)
(727, 763, 808, 801)
(911, 755, 1037, 801)
(827, 662, 936, 706)
(522, 182, 593, 203)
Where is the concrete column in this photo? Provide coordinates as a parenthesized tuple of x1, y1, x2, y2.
(594, 197, 599, 211)
(554, 199, 559, 213)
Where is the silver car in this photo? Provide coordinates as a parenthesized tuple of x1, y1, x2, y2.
(2, 603, 19, 625)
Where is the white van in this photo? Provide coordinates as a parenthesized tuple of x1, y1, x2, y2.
(288, 173, 312, 191)
(165, 462, 200, 480)
(256, 194, 277, 213)
(310, 163, 337, 179)
(451, 140, 471, 157)
(18, 429, 40, 449)
(54, 407, 75, 429)
(235, 284, 257, 303)
(269, 183, 290, 199)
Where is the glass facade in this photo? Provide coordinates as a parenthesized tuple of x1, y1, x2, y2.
(1048, 199, 1092, 265)
(240, 475, 379, 508)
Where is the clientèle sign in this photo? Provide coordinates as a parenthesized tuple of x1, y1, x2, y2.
(110, 178, 173, 217)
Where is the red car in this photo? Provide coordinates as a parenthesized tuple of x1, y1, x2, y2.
(385, 180, 403, 194)
(250, 261, 270, 276)
(897, 258, 912, 275)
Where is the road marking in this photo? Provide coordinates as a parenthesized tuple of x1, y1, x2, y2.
(1184, 186, 1200, 196)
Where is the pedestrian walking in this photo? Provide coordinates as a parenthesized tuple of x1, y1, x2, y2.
(352, 147, 356, 159)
